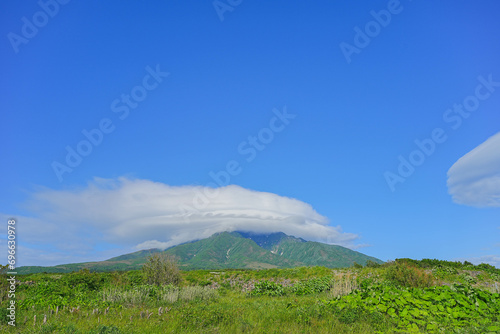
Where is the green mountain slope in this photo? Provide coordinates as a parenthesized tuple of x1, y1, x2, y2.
(238, 231, 382, 267)
(236, 231, 306, 250)
(164, 232, 302, 269)
(16, 231, 383, 274)
(271, 238, 382, 267)
(107, 249, 163, 263)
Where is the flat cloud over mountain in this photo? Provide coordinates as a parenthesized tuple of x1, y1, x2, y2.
(447, 132, 500, 207)
(2, 177, 359, 266)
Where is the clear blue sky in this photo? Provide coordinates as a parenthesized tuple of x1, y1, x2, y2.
(1, 0, 499, 267)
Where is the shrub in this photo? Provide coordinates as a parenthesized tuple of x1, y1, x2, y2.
(459, 272, 476, 285)
(385, 261, 434, 288)
(365, 260, 381, 268)
(292, 277, 332, 295)
(337, 306, 364, 324)
(127, 270, 145, 286)
(64, 268, 105, 291)
(142, 253, 181, 286)
(250, 280, 286, 296)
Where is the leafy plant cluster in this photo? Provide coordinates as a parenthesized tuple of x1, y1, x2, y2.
(432, 266, 458, 280)
(17, 269, 112, 310)
(291, 277, 333, 295)
(18, 279, 110, 310)
(325, 283, 500, 333)
(249, 280, 286, 296)
(459, 272, 477, 285)
(249, 276, 333, 297)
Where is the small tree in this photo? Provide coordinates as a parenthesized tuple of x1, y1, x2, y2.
(142, 253, 181, 286)
(352, 262, 363, 269)
(365, 260, 381, 268)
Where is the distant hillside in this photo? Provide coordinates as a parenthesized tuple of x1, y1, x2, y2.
(236, 231, 382, 268)
(16, 231, 383, 274)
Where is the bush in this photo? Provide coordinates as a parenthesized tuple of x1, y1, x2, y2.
(352, 262, 363, 269)
(64, 269, 106, 291)
(292, 277, 332, 295)
(127, 270, 145, 286)
(385, 261, 434, 288)
(337, 306, 364, 324)
(142, 253, 181, 286)
(365, 260, 381, 268)
(250, 280, 286, 296)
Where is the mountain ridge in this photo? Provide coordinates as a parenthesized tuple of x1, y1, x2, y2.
(16, 231, 383, 274)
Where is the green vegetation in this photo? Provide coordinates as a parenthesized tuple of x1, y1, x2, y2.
(141, 254, 181, 286)
(1, 258, 500, 333)
(326, 283, 500, 333)
(385, 261, 435, 288)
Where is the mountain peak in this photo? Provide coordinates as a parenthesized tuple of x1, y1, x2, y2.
(235, 231, 306, 250)
(16, 230, 383, 274)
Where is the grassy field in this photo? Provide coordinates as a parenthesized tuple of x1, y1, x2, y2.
(1, 259, 500, 333)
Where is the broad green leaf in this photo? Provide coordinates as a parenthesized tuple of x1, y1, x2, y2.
(377, 303, 388, 313)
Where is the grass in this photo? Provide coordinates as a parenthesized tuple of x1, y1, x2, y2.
(9, 294, 385, 334)
(1, 259, 500, 333)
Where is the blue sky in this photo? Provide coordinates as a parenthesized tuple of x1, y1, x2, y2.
(1, 0, 499, 267)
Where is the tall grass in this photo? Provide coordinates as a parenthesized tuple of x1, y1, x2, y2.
(100, 284, 218, 305)
(328, 272, 358, 298)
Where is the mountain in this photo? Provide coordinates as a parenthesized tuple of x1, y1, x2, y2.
(162, 232, 301, 269)
(16, 231, 383, 274)
(234, 231, 381, 269)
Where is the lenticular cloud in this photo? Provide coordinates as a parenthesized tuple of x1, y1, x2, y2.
(447, 132, 500, 207)
(25, 177, 358, 250)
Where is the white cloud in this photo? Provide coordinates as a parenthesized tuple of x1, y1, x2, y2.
(447, 132, 500, 207)
(2, 177, 359, 266)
